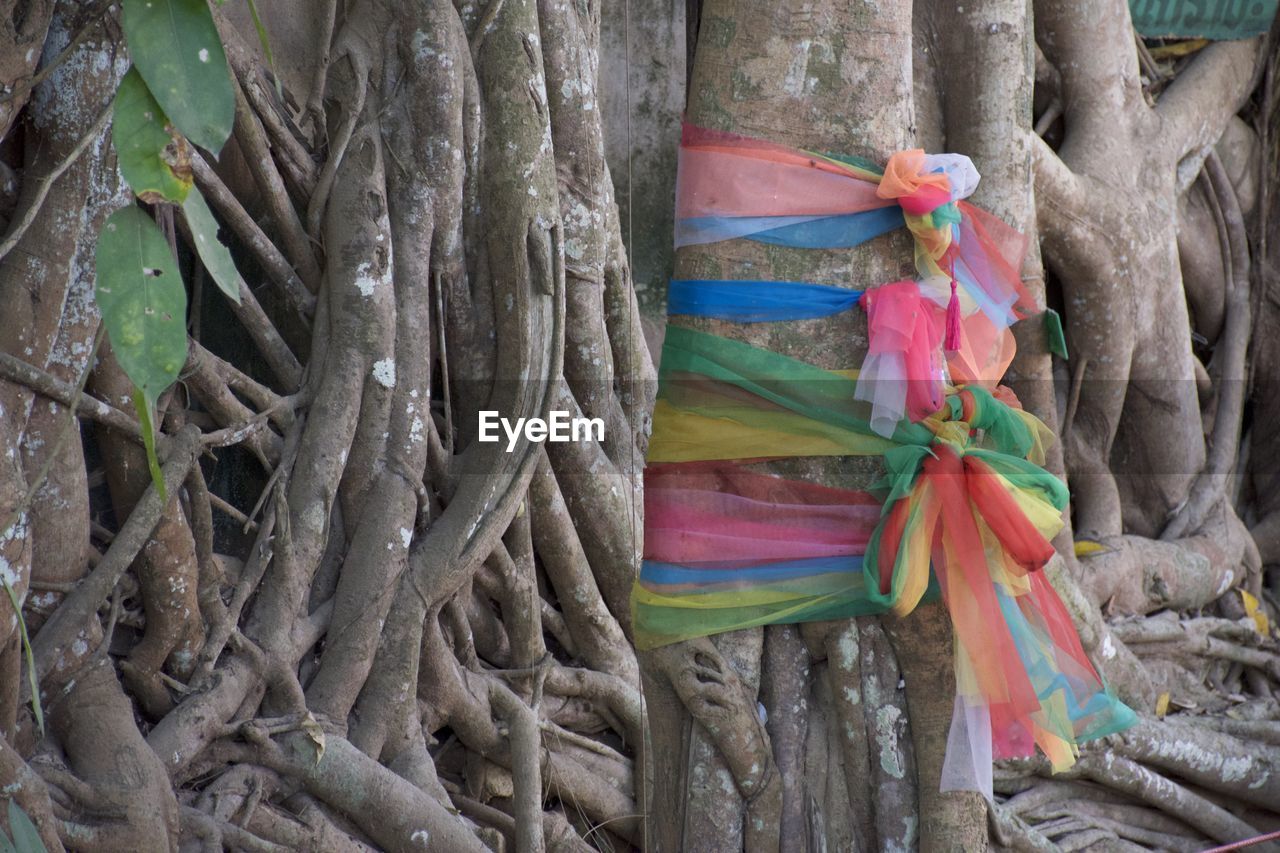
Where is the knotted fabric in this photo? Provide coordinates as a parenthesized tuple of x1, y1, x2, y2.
(662, 277, 1019, 428)
(856, 281, 946, 436)
(674, 123, 1036, 332)
(635, 327, 1135, 796)
(646, 122, 1134, 798)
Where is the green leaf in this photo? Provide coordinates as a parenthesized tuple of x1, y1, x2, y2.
(94, 206, 188, 407)
(132, 389, 167, 502)
(120, 0, 235, 153)
(5, 799, 46, 853)
(0, 826, 14, 853)
(181, 188, 240, 304)
(0, 579, 43, 741)
(1044, 308, 1069, 360)
(112, 68, 192, 204)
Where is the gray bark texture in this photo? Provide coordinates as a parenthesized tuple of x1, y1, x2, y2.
(0, 0, 1276, 850)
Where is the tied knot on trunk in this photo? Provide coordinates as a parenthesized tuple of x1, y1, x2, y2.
(877, 148, 978, 265)
(877, 150, 982, 352)
(865, 385, 1068, 619)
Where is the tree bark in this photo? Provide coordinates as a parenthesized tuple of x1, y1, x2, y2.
(641, 1, 985, 849)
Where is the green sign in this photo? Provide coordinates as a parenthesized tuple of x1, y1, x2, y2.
(1130, 0, 1277, 39)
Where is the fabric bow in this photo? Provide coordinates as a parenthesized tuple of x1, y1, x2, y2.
(862, 385, 1066, 619)
(861, 386, 1132, 788)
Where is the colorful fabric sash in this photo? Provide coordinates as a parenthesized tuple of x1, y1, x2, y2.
(637, 329, 1134, 796)
(862, 386, 1133, 791)
(674, 124, 1036, 330)
(649, 325, 932, 463)
(667, 277, 922, 433)
(643, 126, 1134, 798)
(664, 277, 1018, 431)
(666, 279, 864, 322)
(636, 461, 941, 647)
(644, 462, 880, 563)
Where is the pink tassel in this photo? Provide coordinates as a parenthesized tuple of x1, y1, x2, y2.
(945, 279, 962, 353)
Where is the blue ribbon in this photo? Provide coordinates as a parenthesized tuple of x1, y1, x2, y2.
(641, 556, 865, 588)
(676, 207, 906, 250)
(667, 279, 866, 323)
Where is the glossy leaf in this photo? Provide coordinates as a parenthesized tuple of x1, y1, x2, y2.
(5, 796, 47, 853)
(94, 205, 187, 407)
(112, 68, 192, 204)
(120, 0, 234, 153)
(182, 188, 241, 303)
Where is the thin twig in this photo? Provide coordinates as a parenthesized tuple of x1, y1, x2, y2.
(1161, 153, 1252, 540)
(435, 269, 454, 453)
(1061, 355, 1089, 442)
(89, 584, 123, 667)
(0, 350, 141, 440)
(0, 0, 116, 106)
(303, 0, 340, 140)
(0, 329, 104, 541)
(239, 73, 318, 198)
(210, 352, 290, 423)
(201, 393, 300, 449)
(304, 58, 367, 242)
(176, 207, 303, 390)
(0, 101, 112, 263)
(189, 154, 316, 320)
(30, 425, 202, 683)
(230, 73, 322, 292)
(1034, 100, 1062, 137)
(208, 492, 258, 532)
(193, 411, 304, 682)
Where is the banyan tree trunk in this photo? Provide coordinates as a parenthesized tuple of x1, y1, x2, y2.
(640, 0, 1001, 848)
(3, 0, 1280, 849)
